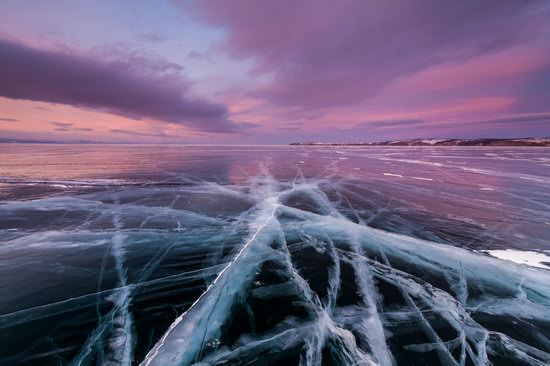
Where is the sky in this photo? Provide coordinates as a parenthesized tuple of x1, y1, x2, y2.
(1, 0, 550, 144)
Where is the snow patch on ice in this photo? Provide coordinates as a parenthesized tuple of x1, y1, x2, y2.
(484, 250, 550, 270)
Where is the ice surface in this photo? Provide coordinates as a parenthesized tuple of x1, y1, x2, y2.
(0, 145, 549, 365)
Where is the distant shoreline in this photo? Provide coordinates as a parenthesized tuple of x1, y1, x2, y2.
(290, 138, 550, 147)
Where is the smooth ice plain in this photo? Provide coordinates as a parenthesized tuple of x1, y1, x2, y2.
(0, 145, 549, 366)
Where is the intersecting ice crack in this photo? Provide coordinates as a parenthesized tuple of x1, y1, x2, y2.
(1, 171, 549, 366)
(136, 174, 550, 365)
(104, 197, 133, 366)
(142, 176, 283, 366)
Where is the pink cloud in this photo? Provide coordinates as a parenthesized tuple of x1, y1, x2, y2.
(188, 0, 550, 109)
(395, 45, 550, 94)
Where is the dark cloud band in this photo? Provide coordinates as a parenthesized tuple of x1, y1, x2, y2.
(0, 38, 239, 133)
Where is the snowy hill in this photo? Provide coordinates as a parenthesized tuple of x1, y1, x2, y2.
(291, 138, 550, 146)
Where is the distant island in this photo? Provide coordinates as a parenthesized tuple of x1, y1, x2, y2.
(290, 137, 550, 147)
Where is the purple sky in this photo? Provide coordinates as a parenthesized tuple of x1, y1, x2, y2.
(1, 0, 549, 143)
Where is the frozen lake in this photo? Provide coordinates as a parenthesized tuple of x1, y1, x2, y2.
(0, 144, 549, 365)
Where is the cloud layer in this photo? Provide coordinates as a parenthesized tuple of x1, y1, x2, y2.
(0, 38, 238, 132)
(189, 0, 550, 109)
